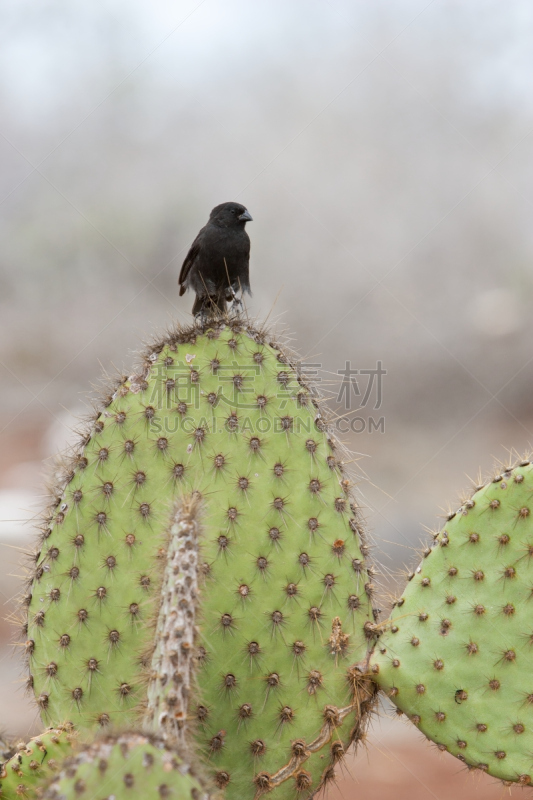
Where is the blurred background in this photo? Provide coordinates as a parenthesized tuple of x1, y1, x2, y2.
(1, 0, 533, 795)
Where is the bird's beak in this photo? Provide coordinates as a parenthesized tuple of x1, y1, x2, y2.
(239, 209, 253, 222)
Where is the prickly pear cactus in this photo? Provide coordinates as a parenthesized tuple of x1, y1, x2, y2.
(0, 724, 77, 799)
(42, 732, 207, 800)
(371, 460, 533, 786)
(25, 319, 377, 798)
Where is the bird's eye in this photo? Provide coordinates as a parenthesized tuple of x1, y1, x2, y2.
(231, 210, 236, 214)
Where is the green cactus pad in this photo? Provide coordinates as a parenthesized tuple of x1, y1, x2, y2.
(0, 724, 77, 799)
(42, 732, 207, 800)
(147, 494, 377, 799)
(371, 461, 533, 785)
(26, 319, 377, 797)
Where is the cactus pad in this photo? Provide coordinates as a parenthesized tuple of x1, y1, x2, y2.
(26, 319, 377, 798)
(372, 461, 533, 785)
(42, 732, 207, 800)
(0, 724, 77, 799)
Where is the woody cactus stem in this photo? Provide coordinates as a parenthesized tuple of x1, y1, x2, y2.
(144, 495, 201, 748)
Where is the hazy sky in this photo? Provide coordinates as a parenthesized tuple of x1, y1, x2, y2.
(2, 1, 533, 120)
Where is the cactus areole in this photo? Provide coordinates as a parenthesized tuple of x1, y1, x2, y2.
(25, 318, 378, 799)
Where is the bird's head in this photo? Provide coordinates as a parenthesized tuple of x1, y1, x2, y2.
(209, 202, 253, 227)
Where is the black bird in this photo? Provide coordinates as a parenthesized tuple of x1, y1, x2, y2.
(179, 201, 252, 317)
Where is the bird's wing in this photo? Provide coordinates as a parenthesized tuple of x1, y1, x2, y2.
(178, 227, 204, 295)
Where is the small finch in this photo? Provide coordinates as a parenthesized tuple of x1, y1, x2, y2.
(179, 201, 252, 317)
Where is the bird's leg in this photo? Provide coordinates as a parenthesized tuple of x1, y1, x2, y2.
(194, 302, 209, 324)
(227, 287, 243, 315)
(231, 296, 243, 314)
